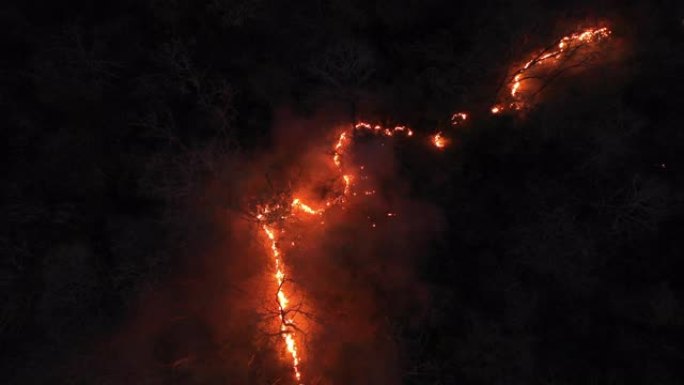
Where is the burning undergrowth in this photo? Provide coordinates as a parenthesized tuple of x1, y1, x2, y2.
(76, 107, 441, 385)
(63, 23, 623, 385)
(243, 109, 443, 384)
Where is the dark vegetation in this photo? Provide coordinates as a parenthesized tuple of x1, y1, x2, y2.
(2, 0, 684, 383)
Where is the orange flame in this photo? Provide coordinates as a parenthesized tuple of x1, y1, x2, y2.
(492, 26, 611, 114)
(292, 198, 322, 215)
(259, 222, 303, 383)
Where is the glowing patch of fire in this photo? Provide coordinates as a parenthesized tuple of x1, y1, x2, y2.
(432, 132, 447, 149)
(491, 26, 611, 114)
(259, 223, 303, 383)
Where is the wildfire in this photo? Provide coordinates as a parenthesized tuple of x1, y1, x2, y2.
(354, 122, 414, 138)
(491, 26, 612, 114)
(292, 198, 322, 215)
(259, 222, 303, 383)
(333, 121, 418, 199)
(250, 24, 614, 384)
(333, 131, 349, 167)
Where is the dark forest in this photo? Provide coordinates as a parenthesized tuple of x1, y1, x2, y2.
(2, 1, 684, 384)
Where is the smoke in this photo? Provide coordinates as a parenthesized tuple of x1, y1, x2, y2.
(68, 106, 441, 385)
(287, 134, 440, 385)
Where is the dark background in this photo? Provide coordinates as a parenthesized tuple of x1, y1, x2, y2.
(2, 0, 684, 384)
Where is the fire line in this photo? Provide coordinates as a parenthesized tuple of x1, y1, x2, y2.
(251, 25, 612, 384)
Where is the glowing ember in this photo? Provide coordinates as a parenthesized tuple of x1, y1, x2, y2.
(451, 112, 468, 125)
(432, 132, 447, 149)
(354, 122, 414, 138)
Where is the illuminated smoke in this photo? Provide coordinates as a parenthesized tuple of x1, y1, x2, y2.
(252, 120, 418, 383)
